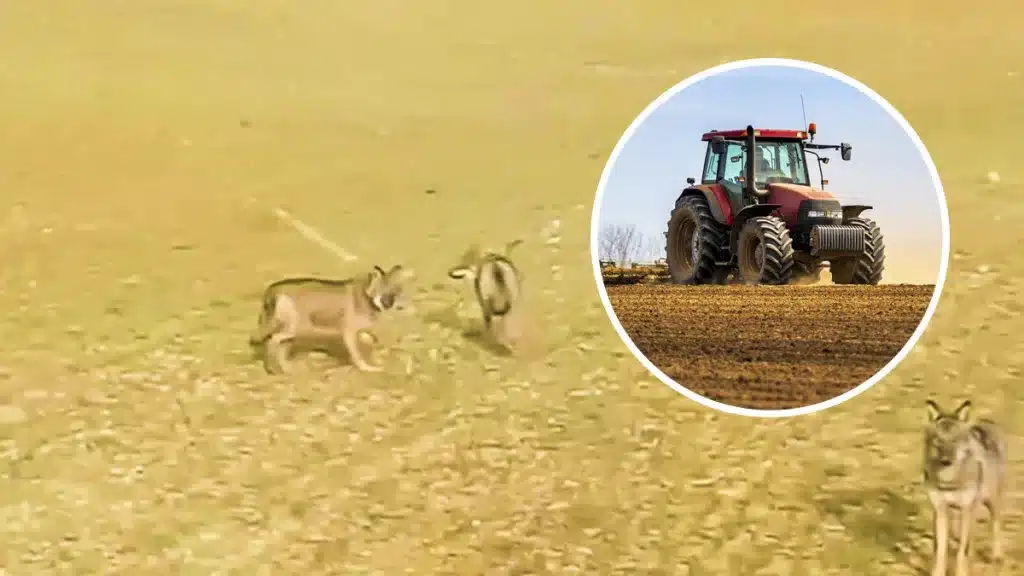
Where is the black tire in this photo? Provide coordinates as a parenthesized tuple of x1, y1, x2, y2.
(665, 195, 726, 284)
(736, 216, 794, 285)
(830, 217, 885, 285)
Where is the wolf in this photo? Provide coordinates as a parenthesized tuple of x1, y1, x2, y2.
(923, 399, 1007, 576)
(249, 264, 412, 374)
(447, 239, 524, 353)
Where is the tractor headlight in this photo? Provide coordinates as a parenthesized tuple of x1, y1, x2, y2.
(808, 208, 843, 219)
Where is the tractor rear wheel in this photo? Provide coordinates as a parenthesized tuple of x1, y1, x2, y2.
(830, 217, 885, 285)
(736, 216, 794, 285)
(665, 195, 725, 284)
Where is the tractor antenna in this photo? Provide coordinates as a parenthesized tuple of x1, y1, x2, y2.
(800, 94, 808, 129)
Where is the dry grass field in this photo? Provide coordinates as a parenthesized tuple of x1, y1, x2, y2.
(606, 284, 934, 410)
(0, 1, 1021, 574)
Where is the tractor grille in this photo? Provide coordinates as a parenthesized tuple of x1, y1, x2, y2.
(810, 225, 865, 256)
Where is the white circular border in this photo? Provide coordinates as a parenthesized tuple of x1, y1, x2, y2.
(590, 57, 951, 419)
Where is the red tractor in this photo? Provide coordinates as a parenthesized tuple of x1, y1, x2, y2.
(665, 123, 884, 285)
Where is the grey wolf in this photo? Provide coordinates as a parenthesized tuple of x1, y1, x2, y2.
(447, 239, 524, 353)
(923, 399, 1007, 576)
(249, 264, 412, 374)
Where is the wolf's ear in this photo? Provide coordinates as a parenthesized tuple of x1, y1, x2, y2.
(389, 265, 414, 282)
(367, 266, 385, 293)
(970, 426, 987, 445)
(925, 399, 942, 422)
(448, 265, 472, 280)
(462, 244, 483, 263)
(953, 400, 972, 422)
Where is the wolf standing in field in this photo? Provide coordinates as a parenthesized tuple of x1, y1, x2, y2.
(448, 239, 524, 353)
(249, 264, 412, 374)
(923, 399, 1007, 576)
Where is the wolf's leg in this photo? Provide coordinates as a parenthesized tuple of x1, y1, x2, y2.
(342, 329, 381, 373)
(931, 501, 949, 576)
(359, 329, 379, 346)
(954, 503, 976, 576)
(986, 500, 1002, 561)
(266, 333, 294, 374)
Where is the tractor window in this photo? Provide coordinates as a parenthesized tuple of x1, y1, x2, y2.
(753, 141, 810, 186)
(722, 142, 746, 183)
(701, 146, 721, 183)
(754, 144, 784, 181)
(777, 142, 810, 185)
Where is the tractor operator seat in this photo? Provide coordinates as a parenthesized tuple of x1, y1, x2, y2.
(754, 146, 787, 183)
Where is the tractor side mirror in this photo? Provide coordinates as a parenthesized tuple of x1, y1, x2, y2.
(710, 135, 728, 155)
(686, 177, 696, 185)
(840, 143, 852, 161)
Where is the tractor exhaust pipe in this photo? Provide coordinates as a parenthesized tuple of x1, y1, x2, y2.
(744, 125, 764, 200)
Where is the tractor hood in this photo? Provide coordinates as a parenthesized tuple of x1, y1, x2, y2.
(765, 182, 838, 201)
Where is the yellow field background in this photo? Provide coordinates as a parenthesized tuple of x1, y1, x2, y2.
(1, 1, 1020, 574)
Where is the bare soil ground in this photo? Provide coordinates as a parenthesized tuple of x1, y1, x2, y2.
(0, 1, 1021, 574)
(607, 284, 934, 409)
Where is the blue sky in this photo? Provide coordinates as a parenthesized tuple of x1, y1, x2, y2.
(597, 64, 944, 284)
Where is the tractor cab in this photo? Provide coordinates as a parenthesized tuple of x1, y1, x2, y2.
(701, 128, 815, 214)
(698, 125, 853, 211)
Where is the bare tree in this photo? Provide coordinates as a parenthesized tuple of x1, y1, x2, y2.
(642, 234, 665, 264)
(598, 223, 646, 266)
(598, 223, 620, 263)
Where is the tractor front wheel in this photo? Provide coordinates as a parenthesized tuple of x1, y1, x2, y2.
(665, 195, 725, 284)
(736, 216, 794, 285)
(830, 217, 885, 285)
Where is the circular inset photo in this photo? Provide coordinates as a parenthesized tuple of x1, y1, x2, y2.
(591, 58, 949, 417)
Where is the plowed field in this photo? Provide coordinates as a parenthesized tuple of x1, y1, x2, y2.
(606, 284, 935, 410)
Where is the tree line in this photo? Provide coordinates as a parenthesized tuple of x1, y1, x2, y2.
(597, 223, 665, 267)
